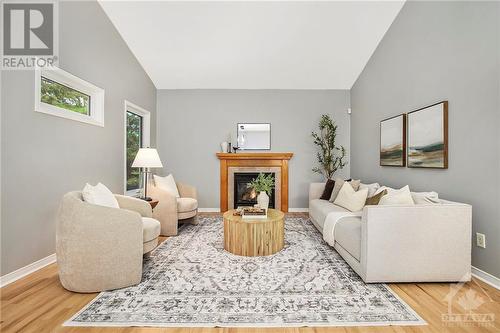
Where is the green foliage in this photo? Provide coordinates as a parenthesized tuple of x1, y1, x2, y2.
(40, 77, 89, 114)
(250, 173, 275, 195)
(312, 114, 347, 180)
(126, 112, 142, 190)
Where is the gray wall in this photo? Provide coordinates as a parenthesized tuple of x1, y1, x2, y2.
(156, 90, 350, 208)
(1, 1, 157, 275)
(350, 1, 500, 278)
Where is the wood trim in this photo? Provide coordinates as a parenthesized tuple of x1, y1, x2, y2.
(217, 153, 293, 212)
(217, 153, 293, 160)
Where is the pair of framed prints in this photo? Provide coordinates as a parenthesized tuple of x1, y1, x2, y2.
(380, 101, 448, 169)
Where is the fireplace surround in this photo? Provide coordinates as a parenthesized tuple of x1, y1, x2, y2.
(216, 152, 293, 212)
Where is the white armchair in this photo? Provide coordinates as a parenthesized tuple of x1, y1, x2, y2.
(56, 191, 160, 292)
(149, 182, 198, 236)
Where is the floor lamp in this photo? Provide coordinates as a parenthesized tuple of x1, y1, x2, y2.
(132, 148, 163, 201)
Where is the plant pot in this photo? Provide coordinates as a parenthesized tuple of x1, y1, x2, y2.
(257, 191, 269, 209)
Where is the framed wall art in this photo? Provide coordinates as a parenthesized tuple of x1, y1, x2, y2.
(407, 101, 448, 169)
(380, 114, 406, 167)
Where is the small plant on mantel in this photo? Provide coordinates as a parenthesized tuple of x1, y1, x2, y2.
(312, 114, 347, 180)
(250, 173, 275, 196)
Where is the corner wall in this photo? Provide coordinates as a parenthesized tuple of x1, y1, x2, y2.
(350, 1, 500, 278)
(1, 1, 157, 275)
(156, 89, 350, 209)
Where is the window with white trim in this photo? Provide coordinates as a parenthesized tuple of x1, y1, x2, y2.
(35, 68, 104, 126)
(124, 101, 151, 196)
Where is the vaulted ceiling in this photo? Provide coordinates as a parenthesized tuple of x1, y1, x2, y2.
(99, 1, 405, 89)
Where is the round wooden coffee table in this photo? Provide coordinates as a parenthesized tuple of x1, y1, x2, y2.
(223, 208, 285, 257)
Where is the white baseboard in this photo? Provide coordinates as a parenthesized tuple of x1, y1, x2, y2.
(472, 266, 500, 290)
(0, 253, 56, 288)
(198, 208, 220, 212)
(289, 208, 309, 213)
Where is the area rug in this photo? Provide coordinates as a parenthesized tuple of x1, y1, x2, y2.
(65, 216, 425, 327)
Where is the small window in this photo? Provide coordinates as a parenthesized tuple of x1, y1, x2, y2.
(35, 68, 104, 126)
(41, 77, 91, 115)
(126, 111, 143, 191)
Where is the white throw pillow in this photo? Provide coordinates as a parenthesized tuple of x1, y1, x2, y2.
(334, 182, 369, 212)
(411, 191, 440, 204)
(154, 174, 180, 198)
(359, 182, 380, 197)
(82, 183, 119, 208)
(379, 185, 415, 205)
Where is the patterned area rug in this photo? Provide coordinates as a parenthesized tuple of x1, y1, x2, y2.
(65, 216, 425, 327)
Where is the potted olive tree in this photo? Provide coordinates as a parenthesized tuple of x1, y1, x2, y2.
(312, 114, 347, 179)
(250, 173, 275, 209)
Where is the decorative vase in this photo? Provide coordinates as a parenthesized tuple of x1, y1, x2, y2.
(257, 191, 269, 209)
(220, 141, 228, 153)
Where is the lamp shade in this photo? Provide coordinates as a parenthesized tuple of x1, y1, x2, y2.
(132, 148, 163, 168)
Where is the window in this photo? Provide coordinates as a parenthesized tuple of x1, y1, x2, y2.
(35, 68, 104, 126)
(124, 101, 150, 195)
(126, 111, 143, 191)
(40, 77, 90, 115)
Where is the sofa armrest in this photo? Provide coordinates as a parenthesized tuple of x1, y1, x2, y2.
(148, 185, 179, 236)
(309, 183, 326, 202)
(115, 194, 152, 218)
(177, 182, 197, 200)
(360, 203, 472, 282)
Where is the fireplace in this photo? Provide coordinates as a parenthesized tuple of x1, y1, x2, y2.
(216, 152, 293, 212)
(234, 173, 275, 208)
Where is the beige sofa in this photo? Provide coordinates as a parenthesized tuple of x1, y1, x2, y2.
(309, 183, 472, 283)
(56, 192, 160, 292)
(149, 182, 198, 236)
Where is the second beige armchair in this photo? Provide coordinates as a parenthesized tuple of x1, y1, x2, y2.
(149, 181, 198, 236)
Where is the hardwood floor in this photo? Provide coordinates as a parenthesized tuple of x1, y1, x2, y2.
(1, 214, 499, 333)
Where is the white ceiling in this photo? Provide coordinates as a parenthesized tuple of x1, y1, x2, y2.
(99, 1, 405, 89)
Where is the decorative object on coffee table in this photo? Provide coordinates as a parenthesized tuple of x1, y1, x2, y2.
(132, 148, 163, 201)
(407, 101, 448, 169)
(380, 114, 406, 167)
(223, 208, 284, 256)
(250, 173, 274, 209)
(312, 114, 347, 180)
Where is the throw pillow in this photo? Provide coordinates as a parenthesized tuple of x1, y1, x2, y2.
(379, 185, 415, 205)
(320, 179, 335, 200)
(154, 174, 180, 198)
(359, 182, 380, 197)
(365, 189, 387, 205)
(334, 182, 369, 212)
(329, 178, 361, 203)
(82, 183, 119, 208)
(411, 191, 440, 204)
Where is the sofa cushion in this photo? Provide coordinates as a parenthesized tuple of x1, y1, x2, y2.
(309, 199, 351, 230)
(334, 217, 361, 261)
(320, 179, 335, 200)
(154, 174, 180, 198)
(334, 183, 368, 212)
(82, 183, 119, 208)
(177, 197, 198, 213)
(329, 178, 360, 203)
(142, 217, 160, 243)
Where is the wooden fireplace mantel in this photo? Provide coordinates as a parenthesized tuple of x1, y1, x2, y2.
(217, 152, 293, 212)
